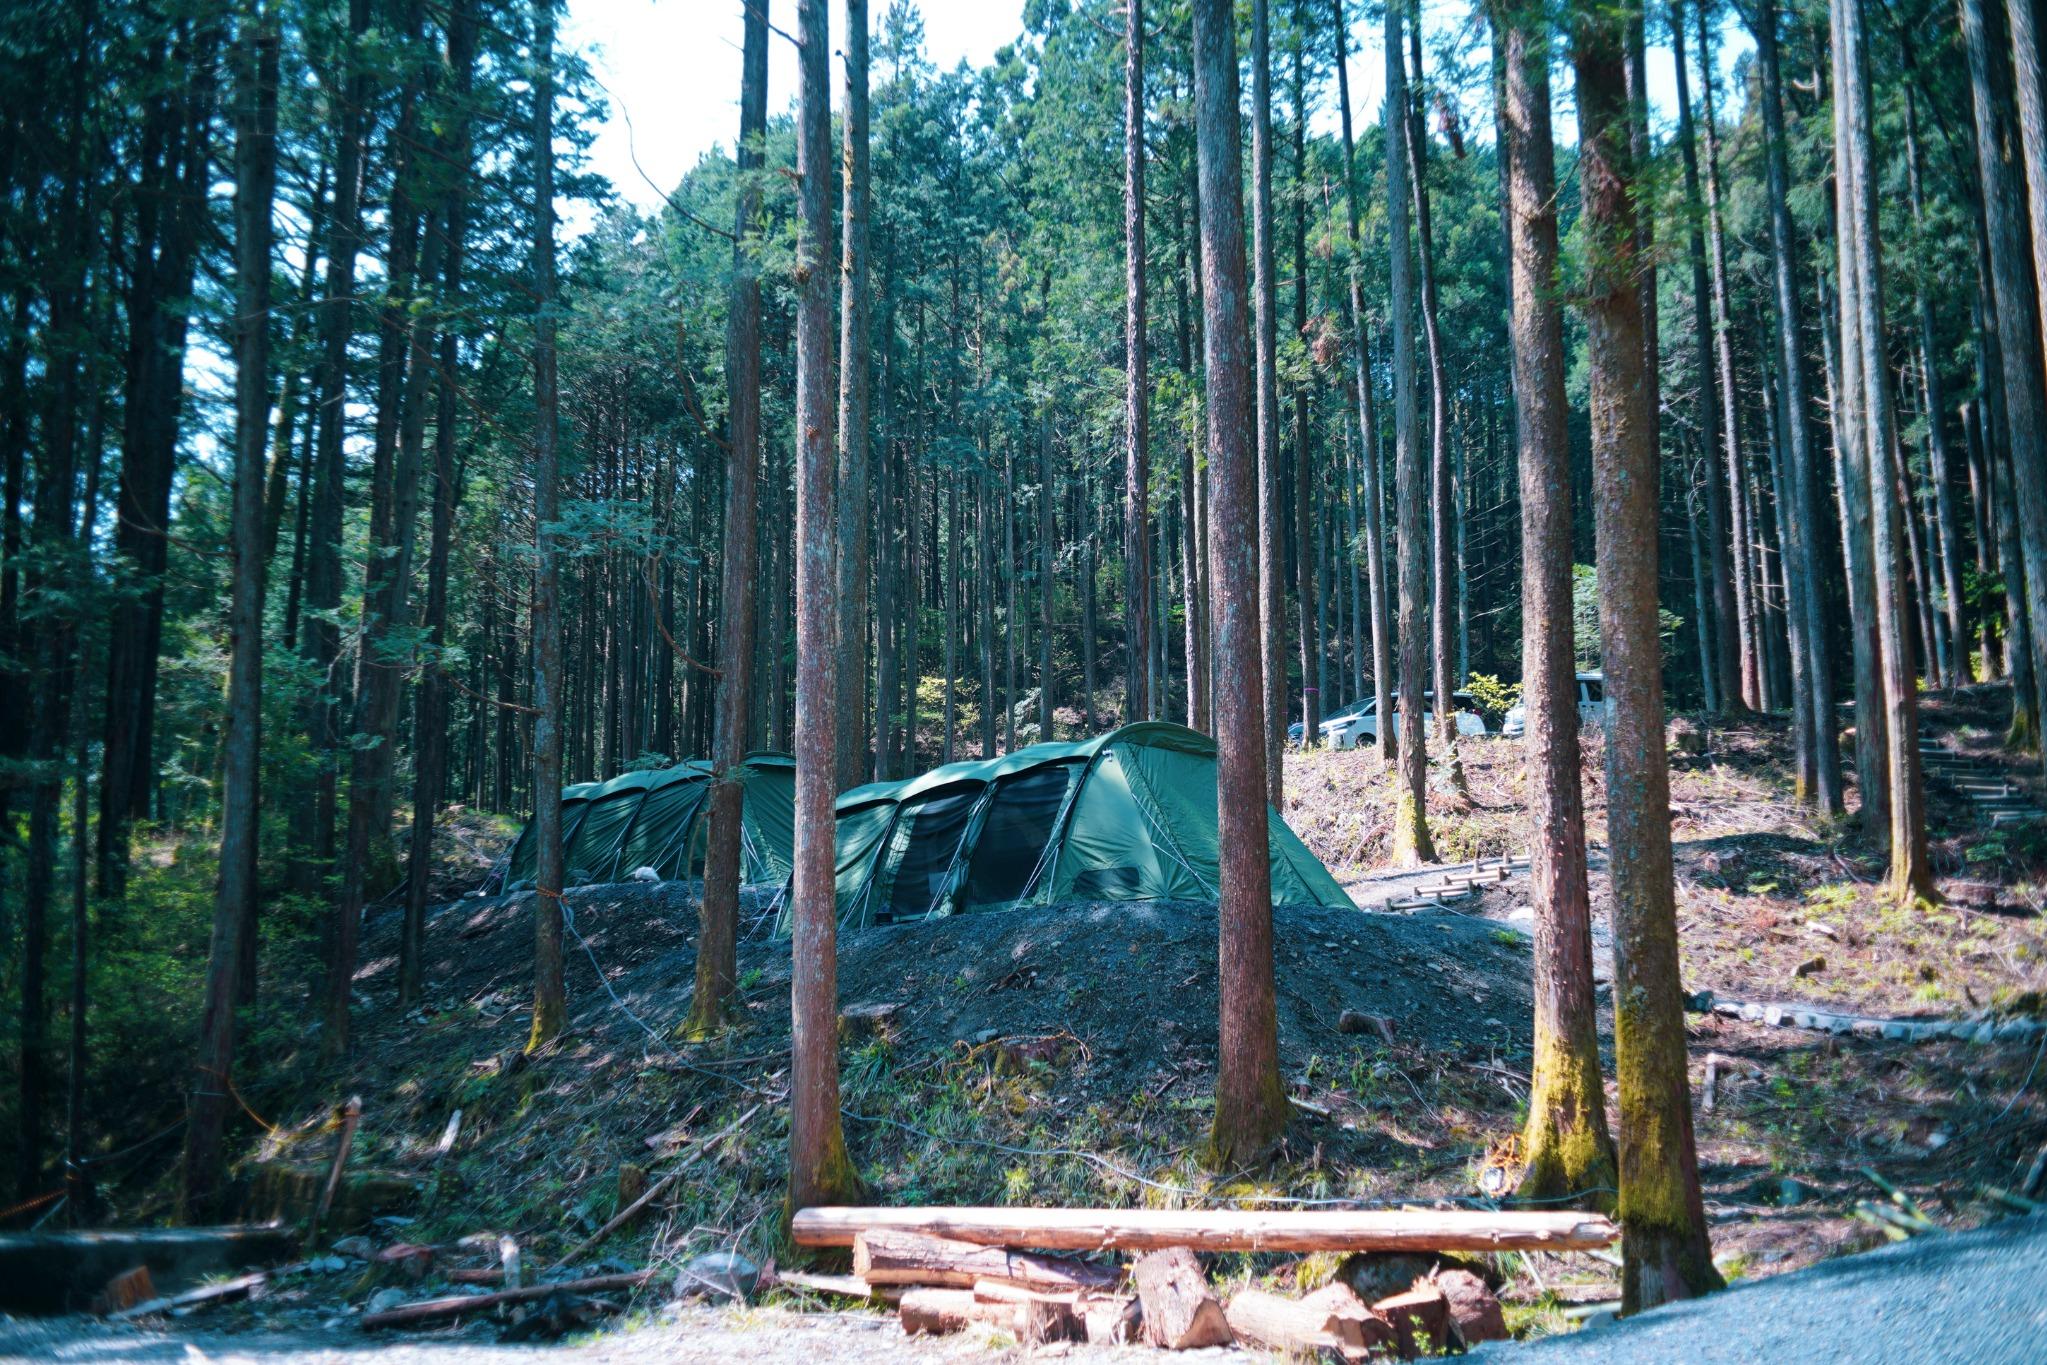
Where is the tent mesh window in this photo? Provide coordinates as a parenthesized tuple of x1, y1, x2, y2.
(873, 789, 978, 924)
(958, 761, 1081, 911)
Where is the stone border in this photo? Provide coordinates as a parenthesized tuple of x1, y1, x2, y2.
(1686, 990, 2047, 1045)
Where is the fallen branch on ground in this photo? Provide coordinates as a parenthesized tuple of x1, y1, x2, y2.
(793, 1205, 1619, 1254)
(360, 1271, 659, 1330)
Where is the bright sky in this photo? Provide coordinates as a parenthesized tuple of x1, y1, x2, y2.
(564, 0, 1031, 217)
(563, 0, 1749, 221)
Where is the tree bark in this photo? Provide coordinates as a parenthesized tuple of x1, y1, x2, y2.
(1387, 0, 1435, 866)
(100, 22, 221, 899)
(1251, 0, 1285, 798)
(835, 0, 872, 789)
(1190, 0, 1286, 1169)
(1404, 17, 1456, 770)
(1330, 0, 1393, 764)
(1671, 7, 1730, 716)
(1499, 0, 1616, 1208)
(401, 0, 481, 1007)
(690, 0, 769, 1036)
(1836, 0, 1932, 899)
(1568, 0, 1722, 1310)
(295, 0, 372, 904)
(527, 0, 568, 1051)
(182, 18, 278, 1218)
(1125, 0, 1153, 726)
(1752, 0, 1843, 811)
(1978, 0, 2047, 742)
(788, 0, 858, 1215)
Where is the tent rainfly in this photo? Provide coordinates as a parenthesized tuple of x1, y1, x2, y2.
(502, 754, 795, 890)
(784, 721, 1354, 932)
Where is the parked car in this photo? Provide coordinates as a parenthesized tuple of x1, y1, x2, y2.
(1292, 695, 1373, 746)
(1321, 690, 1486, 750)
(1501, 672, 1608, 738)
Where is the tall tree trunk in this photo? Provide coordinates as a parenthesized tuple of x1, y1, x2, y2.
(980, 459, 996, 753)
(1972, 0, 2047, 744)
(1694, 35, 1756, 710)
(944, 478, 959, 761)
(1330, 0, 1393, 763)
(20, 1, 96, 1198)
(1251, 0, 1285, 798)
(1752, 0, 1843, 810)
(1569, 0, 1721, 1309)
(1500, 0, 1616, 1208)
(181, 18, 277, 1217)
(1291, 23, 1318, 763)
(1190, 0, 1286, 1169)
(99, 23, 220, 899)
(401, 0, 480, 1007)
(1124, 0, 1153, 726)
(527, 0, 568, 1051)
(1404, 15, 1457, 772)
(1906, 91, 1967, 690)
(1039, 410, 1057, 739)
(1671, 7, 1730, 716)
(788, 0, 858, 1213)
(689, 0, 769, 1036)
(296, 0, 373, 904)
(1836, 0, 1932, 899)
(834, 0, 871, 789)
(1387, 0, 1435, 866)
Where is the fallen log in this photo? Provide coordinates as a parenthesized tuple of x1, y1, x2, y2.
(109, 1268, 288, 1323)
(306, 1097, 363, 1251)
(1224, 1287, 1384, 1358)
(793, 1205, 1619, 1254)
(898, 1287, 1020, 1335)
(774, 1270, 904, 1304)
(1133, 1247, 1231, 1349)
(1372, 1285, 1453, 1356)
(852, 1228, 1119, 1293)
(359, 1271, 658, 1330)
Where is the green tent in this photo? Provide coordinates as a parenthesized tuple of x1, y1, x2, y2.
(787, 722, 1353, 931)
(502, 754, 795, 890)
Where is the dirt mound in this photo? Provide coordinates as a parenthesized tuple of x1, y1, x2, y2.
(358, 882, 1533, 1115)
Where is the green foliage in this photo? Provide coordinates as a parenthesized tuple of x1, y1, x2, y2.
(1463, 672, 1521, 722)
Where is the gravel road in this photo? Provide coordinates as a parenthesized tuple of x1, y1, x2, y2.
(7, 1215, 2043, 1362)
(1497, 1212, 2047, 1364)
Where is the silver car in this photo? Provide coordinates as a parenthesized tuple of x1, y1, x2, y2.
(1322, 690, 1487, 749)
(1501, 672, 1608, 737)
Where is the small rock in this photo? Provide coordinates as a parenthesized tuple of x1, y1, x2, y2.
(367, 1288, 408, 1315)
(1764, 1005, 1786, 1028)
(1996, 1019, 2034, 1041)
(308, 1255, 348, 1274)
(1882, 1021, 1909, 1041)
(1686, 989, 1715, 1012)
(1579, 1308, 1619, 1332)
(1794, 956, 1826, 979)
(1776, 1176, 1809, 1207)
(1852, 1019, 1884, 1039)
(330, 1236, 374, 1260)
(1793, 1011, 1820, 1030)
(629, 866, 662, 883)
(1741, 1003, 1766, 1023)
(1973, 1023, 1997, 1044)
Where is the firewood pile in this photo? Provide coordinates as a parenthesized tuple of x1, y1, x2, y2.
(783, 1204, 1619, 1357)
